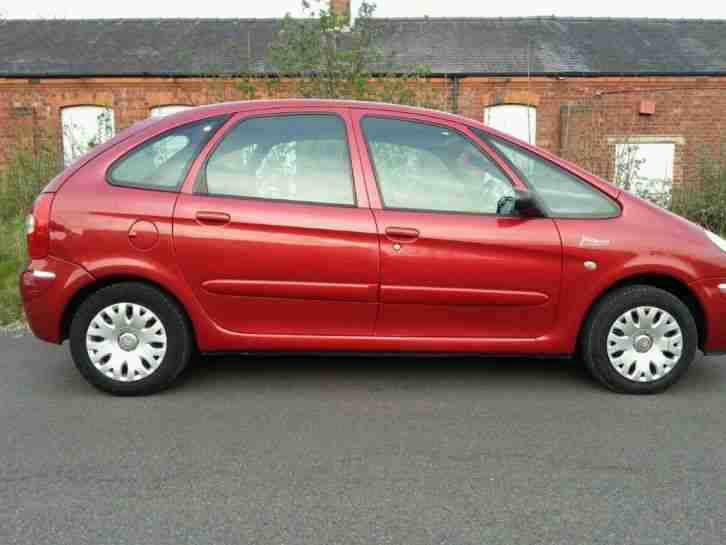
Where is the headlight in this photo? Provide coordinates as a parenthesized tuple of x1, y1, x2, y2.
(705, 230, 726, 253)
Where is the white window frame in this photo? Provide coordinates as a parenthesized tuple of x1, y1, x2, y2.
(484, 104, 537, 145)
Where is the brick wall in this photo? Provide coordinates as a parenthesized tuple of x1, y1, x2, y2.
(459, 76, 726, 183)
(1, 75, 725, 183)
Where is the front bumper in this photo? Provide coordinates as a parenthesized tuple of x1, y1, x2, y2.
(689, 278, 726, 354)
(20, 256, 94, 344)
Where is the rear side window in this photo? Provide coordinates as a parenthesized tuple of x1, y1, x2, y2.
(202, 115, 355, 206)
(109, 116, 228, 190)
(474, 129, 620, 218)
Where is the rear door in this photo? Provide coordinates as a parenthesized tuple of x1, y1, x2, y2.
(173, 108, 380, 336)
(353, 110, 563, 339)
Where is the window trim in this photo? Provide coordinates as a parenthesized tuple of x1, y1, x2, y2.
(360, 114, 520, 217)
(106, 115, 230, 193)
(195, 112, 358, 209)
(475, 130, 622, 220)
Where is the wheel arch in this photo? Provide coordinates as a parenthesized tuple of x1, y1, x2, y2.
(581, 273, 707, 351)
(60, 275, 198, 350)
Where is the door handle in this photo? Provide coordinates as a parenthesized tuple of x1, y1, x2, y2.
(385, 226, 420, 242)
(195, 211, 231, 226)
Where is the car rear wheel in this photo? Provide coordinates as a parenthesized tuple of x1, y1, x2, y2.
(581, 285, 698, 394)
(69, 282, 193, 395)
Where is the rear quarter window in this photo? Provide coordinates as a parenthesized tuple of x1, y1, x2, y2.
(108, 116, 228, 191)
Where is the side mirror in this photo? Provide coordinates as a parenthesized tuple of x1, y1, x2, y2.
(513, 189, 545, 217)
(496, 190, 545, 217)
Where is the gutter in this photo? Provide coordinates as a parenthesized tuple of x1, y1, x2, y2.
(3, 71, 726, 79)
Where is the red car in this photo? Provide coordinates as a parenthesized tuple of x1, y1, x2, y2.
(20, 99, 726, 395)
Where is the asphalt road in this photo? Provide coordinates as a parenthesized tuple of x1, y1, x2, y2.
(2, 333, 726, 545)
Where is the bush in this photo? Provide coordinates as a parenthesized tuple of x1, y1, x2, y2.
(0, 132, 63, 325)
(0, 132, 62, 221)
(669, 155, 726, 238)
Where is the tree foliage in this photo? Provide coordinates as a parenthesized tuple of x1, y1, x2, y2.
(257, 0, 443, 107)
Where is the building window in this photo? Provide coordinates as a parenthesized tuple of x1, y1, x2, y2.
(484, 105, 536, 144)
(612, 137, 680, 206)
(61, 106, 115, 166)
(150, 105, 192, 118)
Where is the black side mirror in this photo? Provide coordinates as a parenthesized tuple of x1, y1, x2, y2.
(497, 190, 545, 217)
(513, 189, 545, 217)
(496, 195, 516, 216)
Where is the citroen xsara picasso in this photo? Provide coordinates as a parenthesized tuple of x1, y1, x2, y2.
(20, 100, 726, 395)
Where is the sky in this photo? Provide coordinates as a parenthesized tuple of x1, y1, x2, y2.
(1, 0, 725, 20)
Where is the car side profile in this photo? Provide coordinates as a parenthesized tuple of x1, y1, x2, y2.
(20, 99, 726, 395)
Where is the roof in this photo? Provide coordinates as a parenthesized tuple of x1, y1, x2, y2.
(2, 17, 726, 78)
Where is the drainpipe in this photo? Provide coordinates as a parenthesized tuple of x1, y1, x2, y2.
(450, 75, 460, 114)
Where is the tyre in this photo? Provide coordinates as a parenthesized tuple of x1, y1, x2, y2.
(581, 285, 698, 394)
(69, 282, 193, 395)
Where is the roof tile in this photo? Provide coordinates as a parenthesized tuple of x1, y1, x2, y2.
(1, 17, 725, 77)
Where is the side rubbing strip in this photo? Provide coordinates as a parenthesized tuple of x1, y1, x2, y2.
(202, 279, 378, 303)
(380, 285, 549, 306)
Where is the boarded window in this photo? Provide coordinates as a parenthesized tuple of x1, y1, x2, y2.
(614, 141, 676, 206)
(61, 106, 115, 166)
(484, 105, 537, 144)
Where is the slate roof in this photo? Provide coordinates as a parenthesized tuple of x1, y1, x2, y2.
(1, 17, 726, 78)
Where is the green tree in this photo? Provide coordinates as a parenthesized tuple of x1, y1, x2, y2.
(257, 0, 442, 107)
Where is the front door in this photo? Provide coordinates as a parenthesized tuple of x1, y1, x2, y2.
(173, 110, 379, 336)
(355, 112, 562, 339)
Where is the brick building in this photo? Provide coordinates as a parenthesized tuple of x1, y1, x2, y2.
(1, 8, 725, 197)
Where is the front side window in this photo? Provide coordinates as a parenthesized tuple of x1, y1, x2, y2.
(109, 116, 227, 190)
(361, 117, 515, 214)
(475, 129, 620, 218)
(62, 106, 116, 166)
(203, 115, 355, 206)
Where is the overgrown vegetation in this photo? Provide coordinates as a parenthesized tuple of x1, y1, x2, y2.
(670, 150, 726, 237)
(0, 131, 63, 325)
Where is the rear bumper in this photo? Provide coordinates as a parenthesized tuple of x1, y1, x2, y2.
(689, 278, 726, 354)
(20, 256, 95, 344)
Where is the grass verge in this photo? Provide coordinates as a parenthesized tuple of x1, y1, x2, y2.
(0, 216, 26, 325)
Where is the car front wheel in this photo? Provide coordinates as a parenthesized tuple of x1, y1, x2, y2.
(581, 285, 699, 394)
(69, 282, 193, 395)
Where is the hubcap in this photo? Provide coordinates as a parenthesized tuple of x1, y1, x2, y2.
(606, 306, 683, 383)
(118, 332, 139, 352)
(86, 303, 167, 382)
(633, 334, 653, 353)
